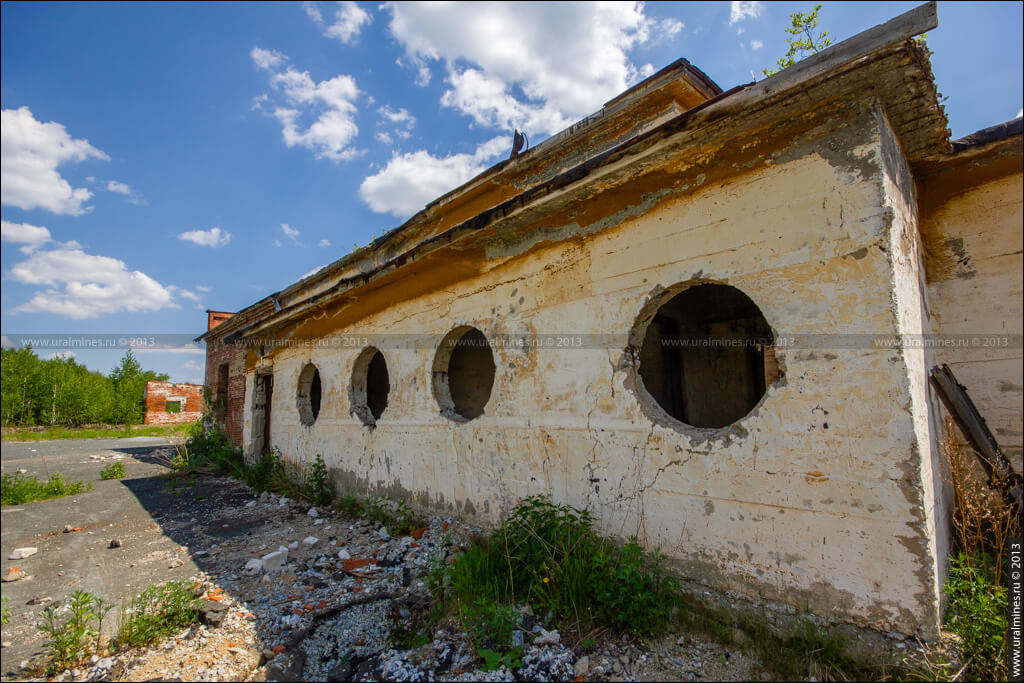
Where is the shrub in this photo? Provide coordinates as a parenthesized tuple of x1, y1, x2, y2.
(100, 462, 127, 480)
(115, 581, 200, 649)
(447, 496, 679, 647)
(305, 453, 333, 506)
(37, 590, 112, 672)
(2, 472, 92, 506)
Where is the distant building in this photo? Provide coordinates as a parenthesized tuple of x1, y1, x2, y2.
(143, 381, 204, 425)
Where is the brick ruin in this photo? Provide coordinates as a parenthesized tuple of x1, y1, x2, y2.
(197, 4, 1022, 638)
(143, 381, 204, 425)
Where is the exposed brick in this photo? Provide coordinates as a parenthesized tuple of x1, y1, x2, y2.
(143, 381, 204, 425)
(203, 336, 247, 446)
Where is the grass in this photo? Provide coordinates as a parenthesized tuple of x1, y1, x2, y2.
(941, 552, 1008, 681)
(100, 461, 127, 480)
(439, 496, 678, 665)
(1, 423, 194, 442)
(37, 590, 113, 673)
(1, 471, 92, 506)
(114, 581, 201, 649)
(935, 419, 1016, 681)
(35, 581, 201, 674)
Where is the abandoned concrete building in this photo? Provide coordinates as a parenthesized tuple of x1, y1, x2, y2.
(198, 3, 1022, 639)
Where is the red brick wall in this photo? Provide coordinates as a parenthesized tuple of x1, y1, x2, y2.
(143, 381, 204, 425)
(203, 336, 247, 446)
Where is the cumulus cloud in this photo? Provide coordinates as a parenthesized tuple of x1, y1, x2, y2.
(9, 246, 176, 319)
(730, 1, 763, 25)
(1, 107, 109, 215)
(281, 223, 301, 240)
(359, 136, 506, 218)
(304, 1, 370, 44)
(1, 220, 52, 254)
(318, 238, 331, 247)
(386, 2, 656, 136)
(750, 39, 764, 51)
(178, 226, 231, 247)
(251, 47, 361, 161)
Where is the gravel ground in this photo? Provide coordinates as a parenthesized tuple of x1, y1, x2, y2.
(6, 474, 779, 682)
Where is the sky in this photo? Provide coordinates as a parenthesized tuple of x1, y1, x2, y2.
(2, 1, 1022, 384)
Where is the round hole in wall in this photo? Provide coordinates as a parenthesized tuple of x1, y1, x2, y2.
(432, 326, 495, 422)
(350, 347, 390, 426)
(296, 363, 322, 426)
(631, 282, 778, 429)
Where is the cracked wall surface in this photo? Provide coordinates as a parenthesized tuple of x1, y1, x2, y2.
(237, 106, 949, 637)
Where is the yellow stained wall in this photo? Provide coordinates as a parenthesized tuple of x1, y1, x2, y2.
(921, 157, 1024, 471)
(243, 109, 945, 636)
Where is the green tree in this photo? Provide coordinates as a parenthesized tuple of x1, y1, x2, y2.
(109, 351, 145, 425)
(763, 3, 832, 77)
(1, 346, 44, 425)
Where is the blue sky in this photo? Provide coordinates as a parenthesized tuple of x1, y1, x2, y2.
(2, 1, 1021, 384)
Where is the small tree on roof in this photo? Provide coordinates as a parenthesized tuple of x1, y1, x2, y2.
(763, 3, 832, 77)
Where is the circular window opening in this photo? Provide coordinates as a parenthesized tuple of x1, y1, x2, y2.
(296, 363, 322, 426)
(350, 347, 390, 426)
(634, 283, 777, 429)
(432, 326, 495, 422)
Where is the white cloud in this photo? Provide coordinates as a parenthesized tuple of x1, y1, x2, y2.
(175, 288, 202, 302)
(305, 1, 370, 44)
(281, 223, 301, 240)
(730, 1, 762, 25)
(751, 39, 764, 51)
(359, 136, 506, 218)
(105, 179, 146, 204)
(1, 220, 52, 254)
(10, 246, 176, 319)
(195, 285, 211, 292)
(386, 2, 656, 136)
(318, 238, 331, 247)
(375, 131, 393, 144)
(251, 47, 285, 71)
(182, 359, 205, 372)
(273, 239, 282, 247)
(168, 286, 205, 309)
(660, 18, 684, 39)
(1, 107, 109, 215)
(178, 226, 231, 247)
(378, 105, 413, 126)
(252, 47, 361, 161)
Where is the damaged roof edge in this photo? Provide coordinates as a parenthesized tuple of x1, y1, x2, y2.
(220, 2, 941, 345)
(270, 60, 722, 297)
(952, 116, 1023, 152)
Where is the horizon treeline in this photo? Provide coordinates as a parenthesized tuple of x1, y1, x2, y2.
(1, 347, 170, 427)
